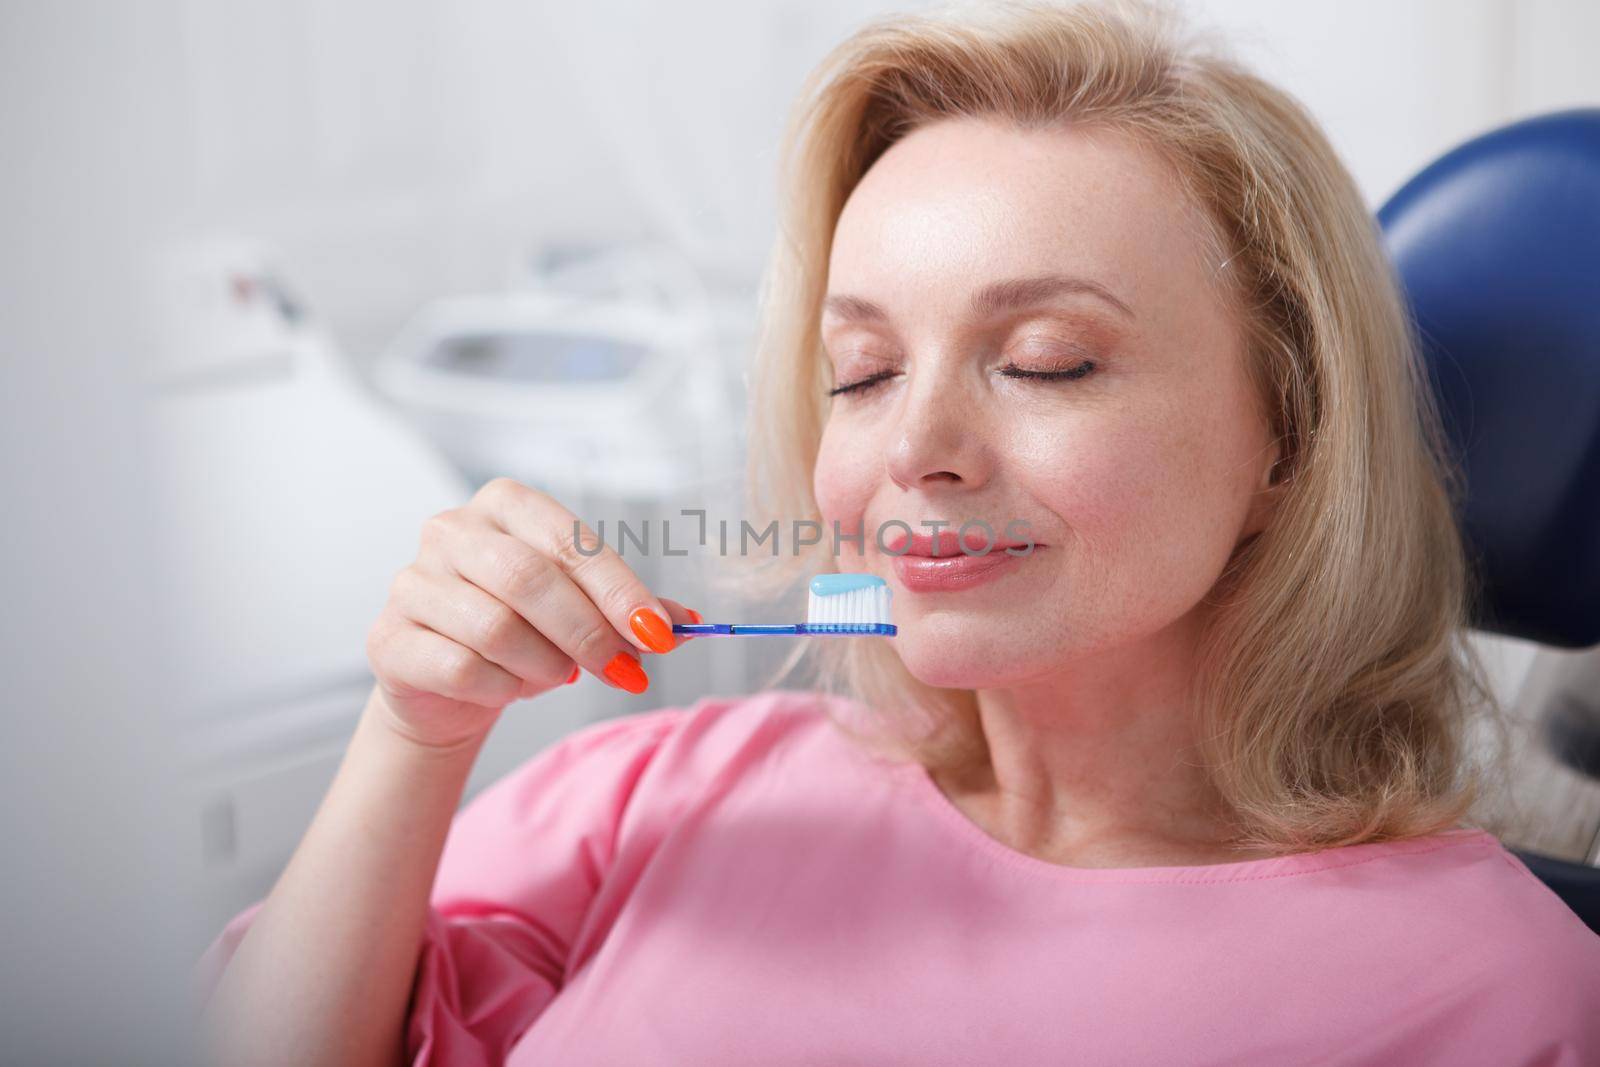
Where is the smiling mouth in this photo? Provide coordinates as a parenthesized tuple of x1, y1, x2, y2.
(881, 526, 1043, 594)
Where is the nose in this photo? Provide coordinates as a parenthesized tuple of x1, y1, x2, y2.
(884, 365, 993, 492)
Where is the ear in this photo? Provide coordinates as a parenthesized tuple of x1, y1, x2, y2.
(1241, 438, 1284, 540)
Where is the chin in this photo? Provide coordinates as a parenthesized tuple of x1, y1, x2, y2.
(893, 621, 1043, 689)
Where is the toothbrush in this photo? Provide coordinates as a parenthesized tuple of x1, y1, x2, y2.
(670, 573, 896, 637)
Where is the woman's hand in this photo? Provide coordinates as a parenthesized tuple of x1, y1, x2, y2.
(365, 477, 696, 751)
(206, 476, 697, 1064)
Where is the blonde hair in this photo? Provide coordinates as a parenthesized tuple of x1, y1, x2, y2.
(743, 0, 1507, 855)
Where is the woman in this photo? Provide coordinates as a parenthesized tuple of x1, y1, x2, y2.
(195, 2, 1600, 1064)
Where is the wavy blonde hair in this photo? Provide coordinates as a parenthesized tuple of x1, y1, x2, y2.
(742, 0, 1507, 855)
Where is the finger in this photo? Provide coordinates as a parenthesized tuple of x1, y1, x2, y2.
(476, 478, 679, 657)
(373, 619, 525, 710)
(656, 596, 703, 645)
(436, 514, 650, 693)
(392, 565, 576, 692)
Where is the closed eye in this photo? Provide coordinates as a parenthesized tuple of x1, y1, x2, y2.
(1000, 360, 1096, 382)
(826, 360, 1096, 397)
(826, 369, 899, 397)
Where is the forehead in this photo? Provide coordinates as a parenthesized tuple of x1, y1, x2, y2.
(826, 117, 1220, 324)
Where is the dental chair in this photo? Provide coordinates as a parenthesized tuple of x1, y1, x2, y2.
(1376, 108, 1600, 934)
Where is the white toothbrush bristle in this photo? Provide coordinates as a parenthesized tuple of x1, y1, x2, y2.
(805, 581, 893, 632)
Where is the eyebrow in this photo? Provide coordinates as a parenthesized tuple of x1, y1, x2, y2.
(822, 273, 1135, 325)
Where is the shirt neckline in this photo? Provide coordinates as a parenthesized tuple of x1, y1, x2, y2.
(899, 759, 1500, 885)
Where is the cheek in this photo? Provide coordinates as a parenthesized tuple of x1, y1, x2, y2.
(1027, 417, 1206, 542)
(812, 419, 877, 531)
(1036, 409, 1248, 604)
(1008, 406, 1245, 640)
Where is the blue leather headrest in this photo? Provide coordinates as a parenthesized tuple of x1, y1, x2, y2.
(1377, 109, 1600, 649)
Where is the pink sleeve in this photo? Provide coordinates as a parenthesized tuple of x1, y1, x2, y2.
(191, 706, 687, 1067)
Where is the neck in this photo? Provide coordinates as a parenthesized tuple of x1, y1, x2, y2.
(956, 608, 1242, 866)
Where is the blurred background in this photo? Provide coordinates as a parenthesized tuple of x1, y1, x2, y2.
(2, 0, 1598, 1061)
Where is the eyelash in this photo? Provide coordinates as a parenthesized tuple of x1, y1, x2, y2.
(826, 360, 1097, 397)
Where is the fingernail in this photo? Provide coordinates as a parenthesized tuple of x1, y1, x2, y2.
(603, 651, 649, 693)
(629, 607, 675, 654)
(565, 664, 581, 685)
(686, 608, 703, 624)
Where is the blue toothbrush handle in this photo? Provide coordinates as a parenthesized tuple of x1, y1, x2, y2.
(671, 623, 896, 636)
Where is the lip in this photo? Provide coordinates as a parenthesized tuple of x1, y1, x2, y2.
(883, 528, 1037, 558)
(892, 550, 1029, 592)
(882, 526, 1042, 594)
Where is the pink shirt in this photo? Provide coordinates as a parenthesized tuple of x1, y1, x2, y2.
(195, 689, 1600, 1065)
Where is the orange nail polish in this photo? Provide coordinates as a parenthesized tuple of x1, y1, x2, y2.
(565, 664, 581, 685)
(687, 608, 703, 624)
(603, 651, 649, 693)
(629, 607, 675, 654)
